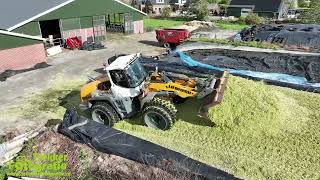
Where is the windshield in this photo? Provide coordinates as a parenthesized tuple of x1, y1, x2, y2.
(126, 59, 147, 88)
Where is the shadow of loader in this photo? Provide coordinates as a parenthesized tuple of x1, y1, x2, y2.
(57, 91, 215, 128)
(175, 99, 215, 127)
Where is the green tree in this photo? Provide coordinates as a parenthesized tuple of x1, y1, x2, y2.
(284, 0, 298, 9)
(301, 0, 320, 23)
(207, 0, 218, 3)
(218, 0, 230, 5)
(298, 0, 309, 7)
(161, 7, 172, 18)
(244, 13, 265, 25)
(188, 0, 210, 20)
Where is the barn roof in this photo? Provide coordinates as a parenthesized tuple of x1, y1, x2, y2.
(0, 0, 74, 31)
(229, 0, 283, 12)
(0, 0, 146, 31)
(0, 29, 46, 41)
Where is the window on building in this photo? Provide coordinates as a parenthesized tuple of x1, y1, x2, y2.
(156, 0, 164, 3)
(241, 8, 252, 17)
(108, 13, 124, 25)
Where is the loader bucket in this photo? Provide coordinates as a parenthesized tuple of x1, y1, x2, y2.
(198, 71, 229, 118)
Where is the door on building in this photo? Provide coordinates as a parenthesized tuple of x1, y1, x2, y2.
(106, 13, 125, 33)
(39, 19, 62, 39)
(92, 15, 106, 42)
(124, 13, 134, 34)
(60, 18, 81, 40)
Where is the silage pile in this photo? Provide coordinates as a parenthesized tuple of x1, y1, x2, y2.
(3, 75, 320, 179)
(115, 76, 320, 179)
(209, 76, 310, 136)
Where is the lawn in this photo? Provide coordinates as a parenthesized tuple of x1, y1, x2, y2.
(144, 18, 187, 30)
(214, 21, 248, 30)
(3, 76, 320, 179)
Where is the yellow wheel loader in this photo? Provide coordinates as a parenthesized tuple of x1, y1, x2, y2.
(80, 54, 229, 130)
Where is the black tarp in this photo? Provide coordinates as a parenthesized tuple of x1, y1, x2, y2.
(184, 49, 320, 83)
(140, 56, 320, 92)
(239, 24, 320, 51)
(58, 108, 237, 180)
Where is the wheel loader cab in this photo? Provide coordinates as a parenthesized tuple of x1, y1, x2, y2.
(106, 54, 147, 98)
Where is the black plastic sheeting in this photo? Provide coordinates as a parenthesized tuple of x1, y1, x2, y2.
(140, 56, 320, 92)
(239, 24, 320, 51)
(58, 108, 237, 180)
(184, 49, 320, 83)
(80, 41, 105, 51)
(0, 62, 50, 82)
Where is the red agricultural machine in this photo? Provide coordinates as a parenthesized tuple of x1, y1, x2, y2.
(155, 29, 190, 48)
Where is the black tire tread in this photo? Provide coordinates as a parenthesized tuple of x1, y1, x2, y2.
(142, 105, 174, 130)
(146, 98, 177, 122)
(91, 102, 120, 126)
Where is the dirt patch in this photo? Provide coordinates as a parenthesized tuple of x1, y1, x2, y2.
(16, 130, 178, 180)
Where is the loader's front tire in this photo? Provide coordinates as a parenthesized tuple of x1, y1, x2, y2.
(142, 98, 177, 130)
(91, 102, 120, 127)
(143, 106, 173, 130)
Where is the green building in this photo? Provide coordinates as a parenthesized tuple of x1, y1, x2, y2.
(0, 0, 146, 72)
(227, 0, 286, 19)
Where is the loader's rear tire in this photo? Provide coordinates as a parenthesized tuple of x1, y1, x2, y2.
(91, 102, 120, 127)
(142, 98, 177, 130)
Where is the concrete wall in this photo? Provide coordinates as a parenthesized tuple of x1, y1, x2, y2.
(0, 43, 46, 72)
(62, 27, 95, 42)
(134, 20, 144, 34)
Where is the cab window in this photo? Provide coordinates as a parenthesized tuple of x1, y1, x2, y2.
(110, 70, 130, 88)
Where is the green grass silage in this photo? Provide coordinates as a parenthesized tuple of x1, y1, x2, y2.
(115, 76, 320, 179)
(4, 76, 320, 179)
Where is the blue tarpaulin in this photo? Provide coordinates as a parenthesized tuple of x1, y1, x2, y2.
(175, 51, 320, 88)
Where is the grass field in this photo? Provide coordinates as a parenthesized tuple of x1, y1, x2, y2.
(144, 18, 187, 30)
(3, 76, 320, 179)
(214, 21, 248, 30)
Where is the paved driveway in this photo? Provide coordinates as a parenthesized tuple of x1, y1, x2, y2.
(0, 31, 165, 135)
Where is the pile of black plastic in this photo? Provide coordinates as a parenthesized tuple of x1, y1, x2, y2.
(80, 41, 105, 51)
(238, 24, 320, 51)
(58, 108, 237, 180)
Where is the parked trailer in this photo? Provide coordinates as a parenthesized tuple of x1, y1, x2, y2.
(156, 29, 189, 48)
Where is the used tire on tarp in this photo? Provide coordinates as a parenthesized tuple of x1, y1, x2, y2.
(58, 108, 237, 180)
